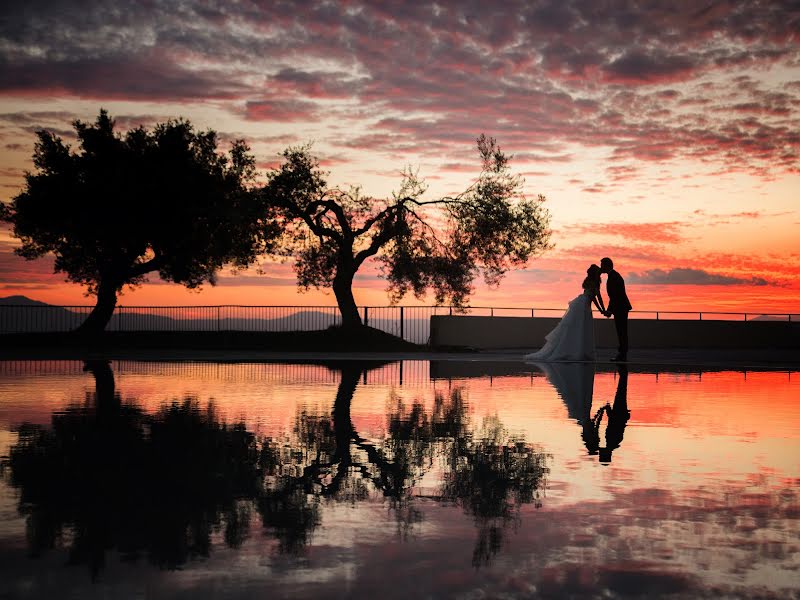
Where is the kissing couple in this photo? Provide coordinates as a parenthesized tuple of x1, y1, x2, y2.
(524, 257, 632, 363)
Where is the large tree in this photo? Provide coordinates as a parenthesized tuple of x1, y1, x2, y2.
(0, 110, 277, 332)
(261, 135, 552, 328)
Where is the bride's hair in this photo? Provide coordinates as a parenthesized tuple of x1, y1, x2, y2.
(583, 264, 601, 289)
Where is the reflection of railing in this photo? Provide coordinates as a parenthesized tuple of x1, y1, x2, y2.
(0, 359, 438, 386)
(1, 304, 796, 343)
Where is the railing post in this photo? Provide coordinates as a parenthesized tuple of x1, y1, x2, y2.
(656, 311, 659, 321)
(490, 308, 494, 317)
(449, 306, 452, 316)
(400, 306, 404, 341)
(217, 306, 221, 332)
(364, 306, 369, 327)
(531, 308, 534, 318)
(744, 313, 747, 322)
(119, 306, 124, 332)
(699, 312, 702, 321)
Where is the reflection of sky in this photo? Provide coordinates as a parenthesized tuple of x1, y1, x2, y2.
(0, 360, 798, 598)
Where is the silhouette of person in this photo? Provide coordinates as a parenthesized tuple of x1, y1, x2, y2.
(600, 257, 632, 362)
(530, 361, 603, 456)
(582, 404, 605, 456)
(598, 364, 630, 464)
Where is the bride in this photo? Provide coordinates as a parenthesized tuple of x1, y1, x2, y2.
(524, 264, 605, 362)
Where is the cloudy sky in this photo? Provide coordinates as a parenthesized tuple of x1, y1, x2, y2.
(1, 0, 798, 313)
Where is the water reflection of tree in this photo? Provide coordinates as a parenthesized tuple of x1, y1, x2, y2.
(4, 360, 550, 574)
(261, 363, 550, 566)
(258, 362, 412, 553)
(440, 412, 548, 566)
(4, 360, 261, 577)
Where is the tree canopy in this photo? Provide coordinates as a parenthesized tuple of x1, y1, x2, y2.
(0, 110, 277, 332)
(261, 135, 552, 327)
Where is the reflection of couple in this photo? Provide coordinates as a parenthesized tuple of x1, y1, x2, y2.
(583, 364, 629, 464)
(535, 362, 630, 464)
(524, 257, 632, 362)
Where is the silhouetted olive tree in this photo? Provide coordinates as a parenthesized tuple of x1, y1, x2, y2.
(261, 135, 552, 327)
(0, 110, 278, 332)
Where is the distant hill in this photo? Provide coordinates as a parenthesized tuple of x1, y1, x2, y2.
(0, 296, 85, 332)
(0, 295, 52, 307)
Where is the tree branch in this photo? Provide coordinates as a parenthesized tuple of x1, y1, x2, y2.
(354, 217, 400, 267)
(294, 200, 343, 243)
(352, 204, 398, 237)
(128, 255, 163, 278)
(306, 197, 352, 240)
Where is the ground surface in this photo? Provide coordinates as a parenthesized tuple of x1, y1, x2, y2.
(1, 337, 798, 370)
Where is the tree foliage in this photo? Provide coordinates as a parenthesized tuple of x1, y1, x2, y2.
(1, 110, 277, 331)
(262, 135, 552, 326)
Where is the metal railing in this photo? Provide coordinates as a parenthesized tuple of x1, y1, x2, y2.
(0, 304, 796, 344)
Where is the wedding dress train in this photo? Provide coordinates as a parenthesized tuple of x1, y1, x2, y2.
(524, 290, 595, 362)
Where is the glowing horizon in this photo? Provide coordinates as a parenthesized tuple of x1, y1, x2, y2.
(1, 2, 798, 313)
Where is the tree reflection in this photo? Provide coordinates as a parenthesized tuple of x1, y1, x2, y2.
(259, 363, 549, 566)
(257, 362, 419, 553)
(4, 360, 550, 575)
(4, 360, 261, 577)
(440, 412, 548, 566)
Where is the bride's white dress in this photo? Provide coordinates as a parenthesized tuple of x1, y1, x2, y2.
(524, 288, 596, 362)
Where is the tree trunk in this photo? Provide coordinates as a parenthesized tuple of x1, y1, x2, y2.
(327, 364, 361, 495)
(76, 279, 118, 334)
(332, 268, 362, 328)
(332, 364, 361, 455)
(83, 360, 116, 401)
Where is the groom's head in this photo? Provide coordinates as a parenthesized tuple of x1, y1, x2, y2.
(600, 257, 613, 273)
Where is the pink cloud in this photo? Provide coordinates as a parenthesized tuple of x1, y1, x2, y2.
(244, 99, 319, 122)
(563, 222, 687, 244)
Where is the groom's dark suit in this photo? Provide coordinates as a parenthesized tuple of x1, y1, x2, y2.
(606, 269, 632, 358)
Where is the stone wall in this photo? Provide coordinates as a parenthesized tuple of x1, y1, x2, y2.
(430, 315, 800, 350)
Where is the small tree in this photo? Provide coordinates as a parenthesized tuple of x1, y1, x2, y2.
(261, 135, 552, 328)
(0, 110, 277, 332)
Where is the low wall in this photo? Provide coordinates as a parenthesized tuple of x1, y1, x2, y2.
(430, 315, 800, 350)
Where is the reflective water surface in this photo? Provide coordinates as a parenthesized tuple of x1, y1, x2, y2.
(0, 359, 798, 599)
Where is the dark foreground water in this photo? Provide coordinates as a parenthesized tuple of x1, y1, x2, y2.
(0, 359, 798, 599)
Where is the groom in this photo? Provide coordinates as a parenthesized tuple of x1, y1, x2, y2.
(600, 257, 632, 362)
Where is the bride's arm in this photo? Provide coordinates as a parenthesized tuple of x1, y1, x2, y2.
(593, 289, 606, 313)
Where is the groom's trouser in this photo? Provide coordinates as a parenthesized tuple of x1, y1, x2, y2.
(613, 310, 629, 356)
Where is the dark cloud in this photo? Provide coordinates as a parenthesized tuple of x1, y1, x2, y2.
(0, 0, 797, 179)
(271, 68, 368, 99)
(0, 55, 252, 100)
(629, 268, 772, 286)
(603, 51, 698, 84)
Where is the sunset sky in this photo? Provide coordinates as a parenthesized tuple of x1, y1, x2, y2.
(0, 1, 798, 313)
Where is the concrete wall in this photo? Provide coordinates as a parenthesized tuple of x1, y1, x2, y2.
(430, 315, 800, 350)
